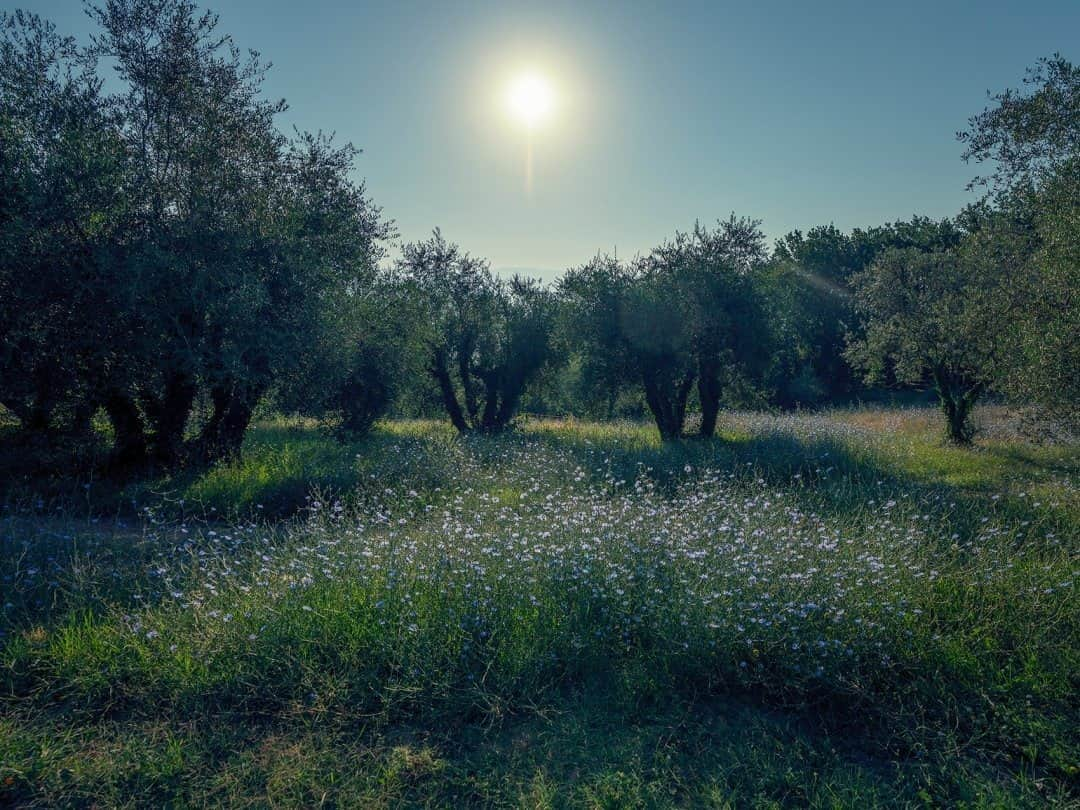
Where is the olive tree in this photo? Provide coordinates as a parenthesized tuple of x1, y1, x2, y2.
(556, 255, 639, 420)
(649, 216, 771, 437)
(959, 54, 1079, 432)
(560, 255, 696, 440)
(560, 217, 770, 442)
(1, 0, 391, 470)
(846, 247, 1000, 444)
(398, 231, 557, 434)
(0, 11, 126, 440)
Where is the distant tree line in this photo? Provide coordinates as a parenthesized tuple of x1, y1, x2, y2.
(1, 1, 1076, 472)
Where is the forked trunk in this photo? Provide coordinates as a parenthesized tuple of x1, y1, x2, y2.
(430, 350, 469, 433)
(152, 371, 197, 465)
(933, 368, 984, 446)
(193, 383, 262, 464)
(643, 366, 695, 441)
(698, 358, 721, 439)
(104, 392, 148, 469)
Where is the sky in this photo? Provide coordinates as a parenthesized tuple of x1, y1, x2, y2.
(25, 0, 1080, 278)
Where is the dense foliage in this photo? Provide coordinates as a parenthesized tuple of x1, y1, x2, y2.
(0, 2, 391, 469)
(1, 1, 1076, 467)
(959, 54, 1079, 432)
(396, 230, 559, 434)
(845, 246, 1000, 443)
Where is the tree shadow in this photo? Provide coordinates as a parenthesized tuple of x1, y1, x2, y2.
(982, 443, 1078, 477)
(521, 418, 1072, 542)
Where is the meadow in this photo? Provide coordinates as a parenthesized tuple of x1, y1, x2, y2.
(1, 407, 1077, 808)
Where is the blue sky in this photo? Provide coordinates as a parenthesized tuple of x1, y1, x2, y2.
(26, 0, 1080, 277)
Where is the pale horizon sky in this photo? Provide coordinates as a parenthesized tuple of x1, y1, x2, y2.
(24, 0, 1080, 279)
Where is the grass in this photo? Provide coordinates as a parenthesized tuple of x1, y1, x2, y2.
(1, 406, 1077, 807)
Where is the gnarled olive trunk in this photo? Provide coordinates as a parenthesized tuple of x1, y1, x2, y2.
(103, 391, 148, 469)
(697, 357, 722, 439)
(430, 349, 469, 433)
(494, 373, 525, 431)
(145, 370, 197, 465)
(642, 365, 695, 441)
(192, 382, 262, 464)
(932, 367, 984, 445)
(429, 350, 529, 435)
(479, 368, 502, 431)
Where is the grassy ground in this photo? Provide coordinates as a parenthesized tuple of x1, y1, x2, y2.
(1, 407, 1077, 807)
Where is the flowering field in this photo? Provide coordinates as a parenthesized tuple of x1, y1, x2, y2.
(1, 410, 1077, 807)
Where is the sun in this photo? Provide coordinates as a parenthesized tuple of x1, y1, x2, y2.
(506, 72, 555, 129)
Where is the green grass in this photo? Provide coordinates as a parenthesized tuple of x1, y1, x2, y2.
(1, 407, 1077, 807)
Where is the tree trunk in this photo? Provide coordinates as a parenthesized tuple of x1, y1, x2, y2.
(458, 337, 480, 426)
(152, 371, 197, 465)
(944, 400, 968, 445)
(674, 369, 695, 436)
(430, 350, 469, 433)
(642, 366, 692, 441)
(494, 377, 523, 431)
(698, 358, 721, 439)
(934, 369, 983, 445)
(103, 392, 148, 469)
(194, 382, 261, 464)
(25, 399, 51, 435)
(642, 370, 672, 439)
(479, 370, 502, 431)
(216, 390, 258, 462)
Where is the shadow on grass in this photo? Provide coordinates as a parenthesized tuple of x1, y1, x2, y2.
(0, 689, 1045, 808)
(0, 420, 447, 520)
(522, 418, 1075, 542)
(982, 443, 1078, 477)
(2, 414, 1073, 538)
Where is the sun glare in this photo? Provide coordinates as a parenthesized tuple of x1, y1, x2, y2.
(506, 72, 555, 129)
